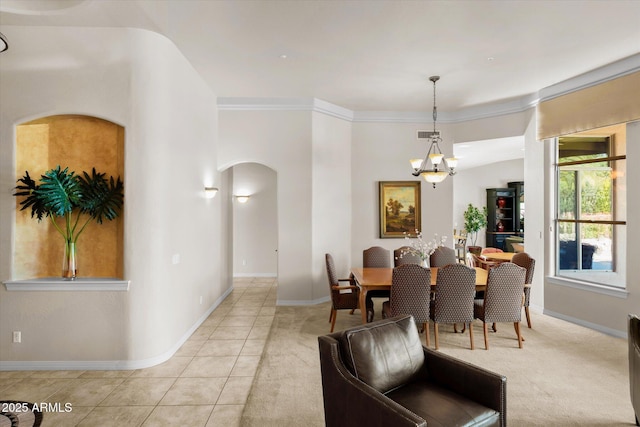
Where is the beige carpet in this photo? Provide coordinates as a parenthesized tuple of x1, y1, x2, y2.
(242, 301, 635, 426)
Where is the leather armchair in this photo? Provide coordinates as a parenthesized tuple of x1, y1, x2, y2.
(630, 314, 639, 426)
(318, 315, 506, 427)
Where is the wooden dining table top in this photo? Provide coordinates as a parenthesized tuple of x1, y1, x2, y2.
(481, 252, 516, 262)
(350, 266, 488, 289)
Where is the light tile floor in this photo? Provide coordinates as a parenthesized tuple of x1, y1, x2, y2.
(0, 277, 277, 427)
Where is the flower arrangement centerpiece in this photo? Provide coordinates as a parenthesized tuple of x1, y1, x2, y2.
(399, 230, 447, 267)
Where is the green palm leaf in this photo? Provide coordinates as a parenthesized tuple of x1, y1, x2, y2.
(14, 170, 47, 221)
(37, 166, 81, 217)
(77, 168, 124, 224)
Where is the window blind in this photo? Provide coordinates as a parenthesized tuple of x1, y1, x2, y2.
(537, 71, 640, 140)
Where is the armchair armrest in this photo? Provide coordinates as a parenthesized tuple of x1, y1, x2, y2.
(319, 335, 426, 427)
(422, 347, 506, 426)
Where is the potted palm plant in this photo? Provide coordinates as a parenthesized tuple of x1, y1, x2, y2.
(463, 203, 488, 255)
(14, 165, 124, 279)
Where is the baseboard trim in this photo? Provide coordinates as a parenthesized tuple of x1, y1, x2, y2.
(543, 309, 626, 339)
(0, 286, 234, 371)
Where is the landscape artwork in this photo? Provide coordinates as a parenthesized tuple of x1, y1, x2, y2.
(379, 181, 421, 238)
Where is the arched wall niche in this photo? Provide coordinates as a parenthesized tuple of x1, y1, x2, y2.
(15, 114, 124, 279)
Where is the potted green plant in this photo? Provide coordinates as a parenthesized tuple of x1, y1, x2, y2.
(463, 203, 488, 255)
(14, 165, 124, 279)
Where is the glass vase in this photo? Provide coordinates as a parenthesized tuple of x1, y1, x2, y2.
(62, 241, 77, 280)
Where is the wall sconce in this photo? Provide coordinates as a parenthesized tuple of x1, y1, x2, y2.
(204, 187, 219, 198)
(235, 195, 250, 203)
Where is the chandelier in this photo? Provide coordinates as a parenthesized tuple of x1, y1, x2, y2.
(410, 76, 457, 188)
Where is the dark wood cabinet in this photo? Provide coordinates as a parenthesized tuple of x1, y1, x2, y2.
(486, 187, 521, 250)
(508, 181, 524, 232)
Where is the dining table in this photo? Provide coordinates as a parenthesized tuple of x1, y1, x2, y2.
(350, 266, 489, 324)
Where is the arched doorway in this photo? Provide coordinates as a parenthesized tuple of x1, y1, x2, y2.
(228, 162, 278, 279)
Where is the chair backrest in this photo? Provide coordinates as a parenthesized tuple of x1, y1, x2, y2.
(363, 246, 391, 268)
(335, 315, 424, 394)
(325, 253, 339, 287)
(389, 264, 431, 323)
(483, 262, 526, 322)
(511, 252, 535, 284)
(429, 246, 457, 267)
(433, 264, 476, 323)
(394, 246, 422, 267)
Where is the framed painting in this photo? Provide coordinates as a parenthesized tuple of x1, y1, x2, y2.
(379, 181, 421, 238)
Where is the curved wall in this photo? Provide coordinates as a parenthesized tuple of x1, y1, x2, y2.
(0, 26, 227, 368)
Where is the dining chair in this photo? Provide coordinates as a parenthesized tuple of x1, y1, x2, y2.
(363, 246, 391, 322)
(394, 246, 422, 267)
(429, 246, 457, 267)
(382, 264, 431, 346)
(472, 254, 501, 271)
(511, 252, 536, 328)
(325, 253, 370, 332)
(481, 247, 504, 255)
(453, 230, 467, 263)
(473, 262, 527, 349)
(430, 263, 476, 350)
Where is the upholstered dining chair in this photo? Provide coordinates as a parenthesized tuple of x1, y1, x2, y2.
(430, 263, 476, 350)
(473, 262, 527, 349)
(394, 246, 422, 267)
(382, 264, 431, 346)
(325, 253, 369, 332)
(511, 252, 536, 328)
(363, 246, 391, 322)
(429, 246, 457, 267)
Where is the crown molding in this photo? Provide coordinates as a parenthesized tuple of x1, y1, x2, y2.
(217, 53, 640, 124)
(539, 53, 640, 102)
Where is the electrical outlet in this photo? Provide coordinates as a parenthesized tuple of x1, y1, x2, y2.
(172, 254, 180, 264)
(13, 331, 21, 343)
(199, 296, 203, 305)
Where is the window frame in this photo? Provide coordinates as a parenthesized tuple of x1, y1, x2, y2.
(554, 134, 626, 288)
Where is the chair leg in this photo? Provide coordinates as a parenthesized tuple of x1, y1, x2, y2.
(349, 309, 355, 315)
(329, 308, 332, 322)
(483, 322, 489, 350)
(468, 322, 474, 350)
(423, 322, 431, 347)
(434, 323, 439, 350)
(492, 322, 497, 332)
(525, 306, 532, 328)
(330, 309, 337, 333)
(453, 323, 459, 333)
(514, 322, 523, 348)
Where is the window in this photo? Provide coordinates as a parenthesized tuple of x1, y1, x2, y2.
(555, 127, 626, 288)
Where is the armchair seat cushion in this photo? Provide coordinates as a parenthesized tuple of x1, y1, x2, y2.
(387, 381, 500, 427)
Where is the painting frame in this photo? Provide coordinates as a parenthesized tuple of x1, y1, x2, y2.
(379, 181, 421, 238)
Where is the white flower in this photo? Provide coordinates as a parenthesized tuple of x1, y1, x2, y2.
(400, 230, 447, 261)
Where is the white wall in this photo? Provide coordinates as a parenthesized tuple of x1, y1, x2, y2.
(0, 27, 228, 367)
(218, 110, 313, 303)
(232, 163, 278, 277)
(350, 121, 454, 265)
(312, 112, 352, 301)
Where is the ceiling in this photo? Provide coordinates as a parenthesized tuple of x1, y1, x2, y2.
(1, 0, 638, 168)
